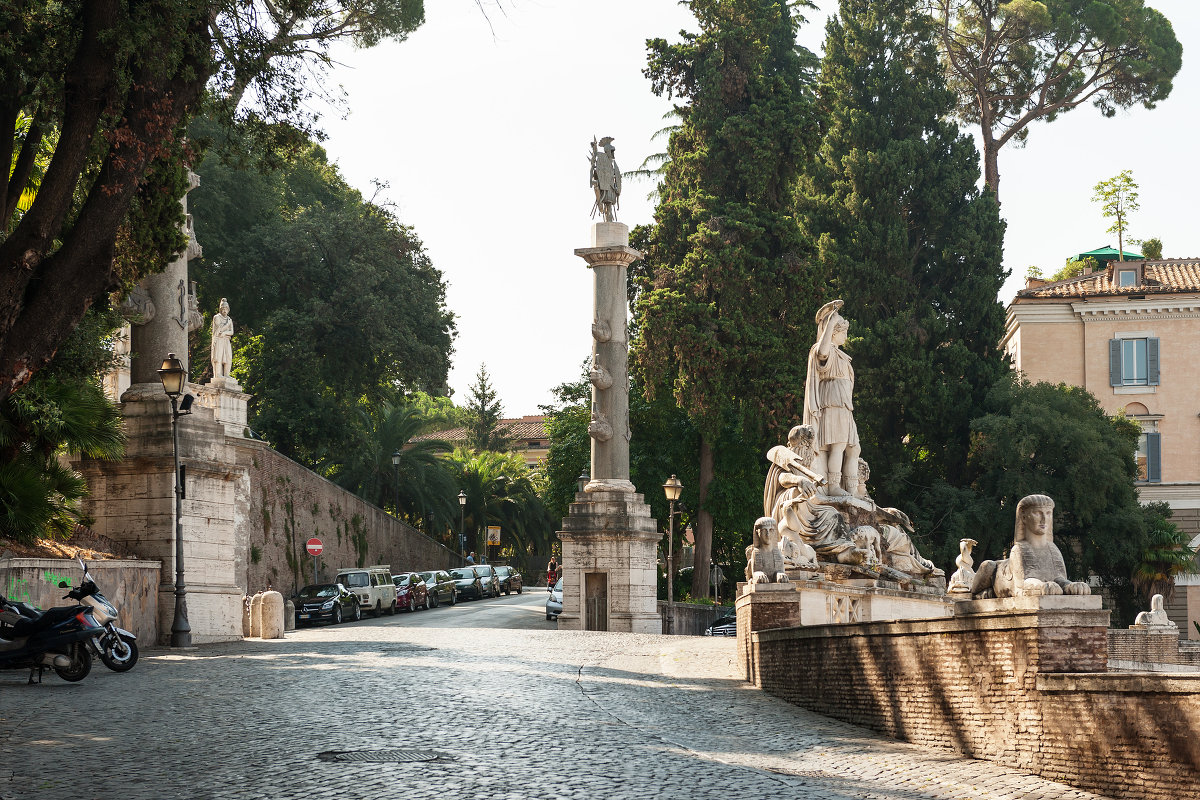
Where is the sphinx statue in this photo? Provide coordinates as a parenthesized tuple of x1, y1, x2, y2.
(971, 494, 1091, 598)
(744, 517, 790, 585)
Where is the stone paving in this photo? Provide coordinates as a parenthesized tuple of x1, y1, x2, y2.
(0, 618, 1111, 800)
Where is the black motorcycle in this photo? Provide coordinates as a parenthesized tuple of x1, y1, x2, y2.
(0, 583, 104, 683)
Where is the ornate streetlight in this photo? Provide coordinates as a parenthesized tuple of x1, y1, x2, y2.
(576, 470, 589, 494)
(662, 474, 683, 635)
(157, 353, 193, 648)
(457, 490, 468, 556)
(391, 451, 401, 518)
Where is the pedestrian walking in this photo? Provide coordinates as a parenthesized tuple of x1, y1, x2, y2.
(467, 551, 476, 565)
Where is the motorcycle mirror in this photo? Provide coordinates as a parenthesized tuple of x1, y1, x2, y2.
(58, 581, 68, 588)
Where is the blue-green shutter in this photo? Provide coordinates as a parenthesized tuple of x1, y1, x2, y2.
(1109, 339, 1122, 386)
(1147, 338, 1160, 385)
(1147, 432, 1162, 483)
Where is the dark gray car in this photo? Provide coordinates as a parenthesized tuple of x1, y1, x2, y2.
(418, 570, 456, 607)
(471, 564, 501, 598)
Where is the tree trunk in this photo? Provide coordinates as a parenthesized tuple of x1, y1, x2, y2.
(982, 138, 1001, 205)
(690, 436, 714, 600)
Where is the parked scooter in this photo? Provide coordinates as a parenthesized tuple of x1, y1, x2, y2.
(4, 558, 138, 672)
(0, 581, 104, 683)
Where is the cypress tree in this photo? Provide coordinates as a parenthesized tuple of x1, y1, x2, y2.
(633, 0, 820, 597)
(798, 0, 1008, 541)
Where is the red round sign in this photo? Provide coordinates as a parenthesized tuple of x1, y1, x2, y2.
(305, 538, 323, 556)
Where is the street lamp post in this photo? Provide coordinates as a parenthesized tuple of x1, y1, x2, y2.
(662, 474, 683, 636)
(157, 353, 193, 648)
(458, 490, 467, 557)
(391, 451, 401, 518)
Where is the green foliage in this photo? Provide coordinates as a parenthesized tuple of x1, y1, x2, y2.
(1139, 237, 1163, 260)
(633, 0, 821, 597)
(952, 377, 1153, 622)
(1050, 256, 1098, 282)
(326, 398, 458, 535)
(1093, 170, 1140, 259)
(1025, 266, 1044, 279)
(450, 448, 552, 572)
(0, 309, 126, 544)
(1132, 502, 1196, 604)
(463, 364, 511, 453)
(189, 119, 455, 466)
(799, 0, 1008, 524)
(932, 0, 1182, 197)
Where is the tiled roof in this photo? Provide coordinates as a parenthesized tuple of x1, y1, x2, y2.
(414, 415, 548, 445)
(1017, 259, 1200, 299)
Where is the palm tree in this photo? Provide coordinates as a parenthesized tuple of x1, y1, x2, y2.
(449, 448, 554, 574)
(328, 399, 458, 536)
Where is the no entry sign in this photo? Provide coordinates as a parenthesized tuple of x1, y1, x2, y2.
(305, 537, 323, 556)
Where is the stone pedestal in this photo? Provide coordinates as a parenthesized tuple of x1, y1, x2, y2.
(196, 379, 250, 438)
(557, 489, 661, 633)
(78, 383, 247, 644)
(735, 583, 800, 681)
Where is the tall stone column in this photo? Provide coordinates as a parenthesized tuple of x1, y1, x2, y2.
(558, 220, 661, 634)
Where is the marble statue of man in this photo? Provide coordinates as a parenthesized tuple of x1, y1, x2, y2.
(210, 298, 234, 380)
(804, 300, 861, 496)
(971, 494, 1091, 598)
(589, 136, 621, 222)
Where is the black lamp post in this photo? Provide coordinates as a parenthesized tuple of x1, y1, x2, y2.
(157, 353, 193, 648)
(576, 469, 589, 494)
(458, 490, 467, 556)
(662, 474, 683, 635)
(391, 451, 401, 517)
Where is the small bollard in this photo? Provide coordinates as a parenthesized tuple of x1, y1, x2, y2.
(250, 592, 264, 638)
(261, 591, 285, 639)
(242, 595, 252, 637)
(284, 598, 296, 632)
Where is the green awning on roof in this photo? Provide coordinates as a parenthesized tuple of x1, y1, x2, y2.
(1074, 245, 1144, 263)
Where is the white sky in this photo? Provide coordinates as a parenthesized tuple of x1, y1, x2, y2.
(315, 0, 1199, 415)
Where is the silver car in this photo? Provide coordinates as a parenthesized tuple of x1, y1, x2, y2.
(545, 577, 563, 621)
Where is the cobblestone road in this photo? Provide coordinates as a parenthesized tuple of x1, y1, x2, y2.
(0, 602, 1110, 800)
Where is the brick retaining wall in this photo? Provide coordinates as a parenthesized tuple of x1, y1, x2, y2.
(747, 608, 1200, 799)
(234, 440, 464, 596)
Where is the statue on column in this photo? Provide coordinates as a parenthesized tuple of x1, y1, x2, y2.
(804, 300, 860, 496)
(588, 136, 621, 222)
(210, 298, 234, 381)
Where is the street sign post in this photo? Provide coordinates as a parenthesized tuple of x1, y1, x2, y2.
(486, 526, 500, 564)
(306, 538, 323, 584)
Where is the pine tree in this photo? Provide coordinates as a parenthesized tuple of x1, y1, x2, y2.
(464, 364, 511, 453)
(798, 0, 1008, 535)
(633, 0, 820, 597)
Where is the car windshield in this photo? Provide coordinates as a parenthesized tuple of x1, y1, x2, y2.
(450, 569, 475, 580)
(419, 572, 435, 583)
(495, 567, 509, 577)
(394, 575, 411, 586)
(298, 585, 339, 599)
(339, 573, 368, 588)
(554, 577, 563, 591)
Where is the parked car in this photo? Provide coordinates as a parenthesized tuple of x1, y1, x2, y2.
(703, 613, 736, 637)
(546, 577, 563, 621)
(393, 572, 429, 612)
(471, 564, 502, 598)
(494, 566, 523, 595)
(294, 583, 361, 626)
(336, 565, 397, 617)
(418, 570, 456, 607)
(448, 567, 485, 601)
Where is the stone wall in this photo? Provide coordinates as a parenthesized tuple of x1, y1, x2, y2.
(743, 604, 1200, 800)
(233, 440, 464, 596)
(0, 558, 160, 645)
(658, 601, 732, 636)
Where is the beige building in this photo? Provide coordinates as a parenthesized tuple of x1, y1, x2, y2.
(417, 415, 549, 468)
(1003, 255, 1200, 632)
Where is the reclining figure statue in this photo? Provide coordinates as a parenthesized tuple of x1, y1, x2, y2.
(971, 494, 1091, 598)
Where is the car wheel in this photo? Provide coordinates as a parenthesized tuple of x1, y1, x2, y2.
(373, 601, 382, 618)
(449, 590, 456, 606)
(517, 586, 522, 595)
(546, 612, 554, 621)
(408, 596, 417, 613)
(388, 599, 397, 616)
(353, 603, 362, 622)
(426, 593, 434, 610)
(333, 606, 343, 625)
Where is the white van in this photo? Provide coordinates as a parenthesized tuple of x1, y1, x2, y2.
(335, 565, 396, 617)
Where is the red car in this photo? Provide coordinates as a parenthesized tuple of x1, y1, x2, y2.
(392, 573, 429, 612)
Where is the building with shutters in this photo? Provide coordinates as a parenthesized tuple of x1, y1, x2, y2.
(1003, 254, 1200, 632)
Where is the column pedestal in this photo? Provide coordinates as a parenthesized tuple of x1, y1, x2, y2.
(196, 378, 250, 438)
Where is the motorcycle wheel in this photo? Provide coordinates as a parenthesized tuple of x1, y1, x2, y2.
(99, 634, 139, 672)
(54, 644, 92, 682)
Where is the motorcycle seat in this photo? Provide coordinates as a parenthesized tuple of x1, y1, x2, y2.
(11, 605, 85, 637)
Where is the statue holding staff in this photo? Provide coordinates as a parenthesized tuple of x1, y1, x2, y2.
(804, 300, 861, 496)
(210, 298, 234, 380)
(588, 136, 621, 222)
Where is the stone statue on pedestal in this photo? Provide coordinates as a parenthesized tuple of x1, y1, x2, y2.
(971, 494, 1091, 598)
(804, 300, 861, 497)
(210, 298, 234, 381)
(1133, 594, 1176, 629)
(588, 136, 621, 222)
(947, 538, 978, 594)
(745, 517, 790, 584)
